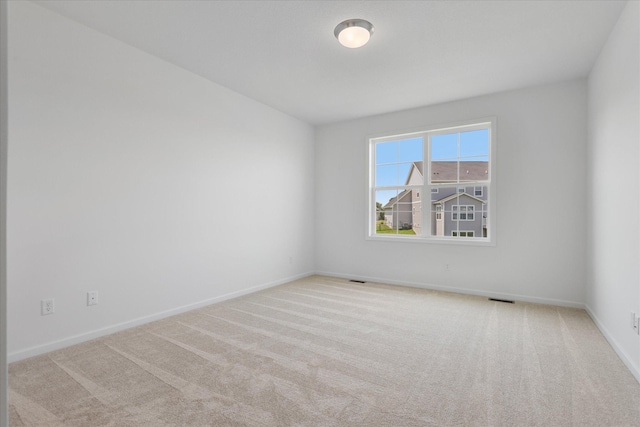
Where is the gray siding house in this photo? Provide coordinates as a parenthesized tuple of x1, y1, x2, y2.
(383, 190, 414, 230)
(382, 161, 488, 237)
(432, 191, 487, 237)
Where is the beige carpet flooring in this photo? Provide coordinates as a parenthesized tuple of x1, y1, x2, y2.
(8, 275, 640, 426)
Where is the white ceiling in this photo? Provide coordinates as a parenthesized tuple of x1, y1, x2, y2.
(33, 0, 626, 125)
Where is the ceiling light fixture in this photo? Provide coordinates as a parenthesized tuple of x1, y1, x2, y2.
(334, 19, 374, 48)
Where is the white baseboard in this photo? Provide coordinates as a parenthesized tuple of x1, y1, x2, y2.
(314, 270, 586, 308)
(8, 271, 314, 363)
(584, 305, 640, 384)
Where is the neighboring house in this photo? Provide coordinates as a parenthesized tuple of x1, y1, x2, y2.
(432, 192, 487, 237)
(430, 161, 488, 237)
(383, 190, 414, 230)
(382, 162, 423, 232)
(382, 161, 488, 237)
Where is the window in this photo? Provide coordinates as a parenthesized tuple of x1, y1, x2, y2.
(452, 205, 474, 221)
(452, 231, 474, 237)
(369, 119, 494, 244)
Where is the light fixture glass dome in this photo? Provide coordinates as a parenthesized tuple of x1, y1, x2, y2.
(334, 19, 374, 48)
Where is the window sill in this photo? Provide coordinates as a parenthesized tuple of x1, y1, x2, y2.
(366, 234, 495, 246)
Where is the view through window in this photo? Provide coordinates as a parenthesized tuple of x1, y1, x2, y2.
(370, 120, 494, 243)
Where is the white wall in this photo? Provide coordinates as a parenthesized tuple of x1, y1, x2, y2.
(7, 2, 315, 361)
(1, 0, 9, 424)
(586, 0, 640, 381)
(316, 80, 588, 307)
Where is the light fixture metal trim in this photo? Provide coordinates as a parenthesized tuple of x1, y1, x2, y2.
(334, 19, 374, 48)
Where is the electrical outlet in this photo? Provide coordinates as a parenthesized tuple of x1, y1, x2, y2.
(41, 298, 54, 315)
(632, 312, 640, 335)
(87, 291, 98, 306)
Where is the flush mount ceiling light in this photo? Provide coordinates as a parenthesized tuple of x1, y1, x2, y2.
(334, 19, 374, 48)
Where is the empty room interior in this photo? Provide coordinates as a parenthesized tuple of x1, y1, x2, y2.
(1, 0, 640, 426)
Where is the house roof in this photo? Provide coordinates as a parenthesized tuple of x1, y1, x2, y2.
(431, 161, 488, 183)
(433, 192, 486, 205)
(402, 161, 488, 184)
(382, 189, 412, 209)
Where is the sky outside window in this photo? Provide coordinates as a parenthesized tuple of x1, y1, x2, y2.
(375, 137, 422, 203)
(431, 129, 489, 161)
(375, 130, 488, 204)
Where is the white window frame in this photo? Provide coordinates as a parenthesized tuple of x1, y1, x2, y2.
(367, 118, 496, 246)
(474, 186, 483, 197)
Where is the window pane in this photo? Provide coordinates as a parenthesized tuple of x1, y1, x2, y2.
(431, 133, 457, 160)
(376, 163, 423, 186)
(376, 141, 398, 164)
(460, 129, 489, 160)
(375, 164, 399, 186)
(458, 160, 489, 182)
(399, 137, 423, 163)
(431, 186, 458, 203)
(398, 163, 412, 185)
(376, 189, 399, 207)
(430, 160, 458, 183)
(375, 188, 419, 236)
(404, 161, 423, 185)
(431, 191, 485, 238)
(376, 188, 399, 235)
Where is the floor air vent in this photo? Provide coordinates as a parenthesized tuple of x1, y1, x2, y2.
(489, 298, 514, 304)
(349, 280, 366, 283)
